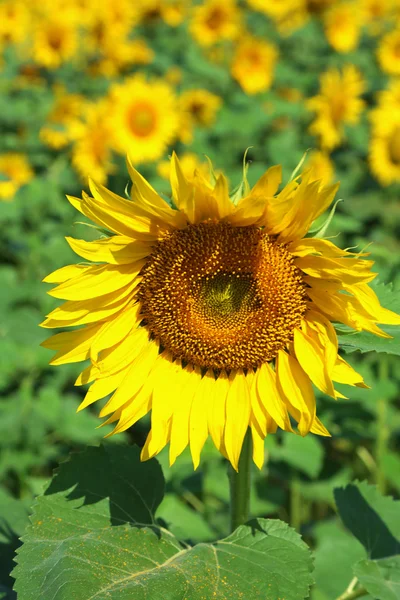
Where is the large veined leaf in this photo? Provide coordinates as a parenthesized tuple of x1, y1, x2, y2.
(354, 556, 400, 600)
(337, 283, 400, 355)
(334, 481, 400, 559)
(13, 445, 314, 600)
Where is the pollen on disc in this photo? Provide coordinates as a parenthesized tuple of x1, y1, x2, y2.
(138, 221, 307, 370)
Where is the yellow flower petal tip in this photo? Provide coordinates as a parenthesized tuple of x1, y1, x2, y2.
(41, 154, 400, 470)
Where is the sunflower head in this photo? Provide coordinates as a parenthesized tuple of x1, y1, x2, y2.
(190, 0, 241, 47)
(41, 153, 400, 471)
(108, 75, 179, 164)
(0, 153, 33, 201)
(231, 36, 278, 95)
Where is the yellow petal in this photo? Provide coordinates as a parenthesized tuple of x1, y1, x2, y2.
(348, 283, 400, 325)
(227, 195, 267, 227)
(41, 283, 138, 328)
(332, 356, 369, 388)
(297, 255, 376, 285)
(99, 339, 159, 417)
(276, 350, 316, 436)
(255, 363, 293, 432)
(75, 363, 99, 386)
(189, 370, 215, 469)
(224, 370, 251, 471)
(249, 164, 282, 199)
(310, 417, 331, 437)
(214, 173, 234, 219)
(169, 152, 195, 223)
(169, 366, 201, 465)
(66, 236, 151, 265)
(90, 304, 141, 361)
(147, 355, 180, 458)
(207, 370, 229, 452)
(293, 327, 336, 398)
(289, 237, 368, 259)
(304, 310, 338, 377)
(141, 420, 172, 461)
(43, 264, 90, 284)
(77, 369, 127, 411)
(250, 418, 265, 470)
(41, 323, 102, 365)
(126, 155, 169, 210)
(96, 326, 150, 378)
(47, 262, 143, 301)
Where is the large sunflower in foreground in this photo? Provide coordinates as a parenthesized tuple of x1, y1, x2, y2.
(41, 155, 400, 470)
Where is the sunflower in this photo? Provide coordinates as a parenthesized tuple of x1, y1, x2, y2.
(108, 75, 179, 164)
(41, 154, 400, 470)
(0, 153, 33, 201)
(360, 0, 396, 35)
(159, 0, 188, 26)
(307, 65, 365, 150)
(85, 30, 154, 77)
(40, 85, 86, 149)
(0, 0, 30, 46)
(307, 150, 334, 185)
(32, 17, 78, 69)
(246, 0, 303, 21)
(179, 89, 222, 144)
(71, 101, 115, 186)
(369, 108, 400, 185)
(324, 2, 361, 53)
(190, 0, 241, 47)
(231, 36, 278, 95)
(377, 29, 400, 76)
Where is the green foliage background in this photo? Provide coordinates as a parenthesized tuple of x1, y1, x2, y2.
(1, 1, 400, 598)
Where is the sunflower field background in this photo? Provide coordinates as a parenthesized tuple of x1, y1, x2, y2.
(1, 0, 400, 599)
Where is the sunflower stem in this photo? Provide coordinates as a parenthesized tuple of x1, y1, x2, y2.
(375, 357, 389, 495)
(228, 429, 252, 533)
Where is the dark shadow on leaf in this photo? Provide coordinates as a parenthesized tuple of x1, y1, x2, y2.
(0, 519, 21, 593)
(334, 484, 400, 559)
(247, 518, 268, 536)
(44, 444, 165, 527)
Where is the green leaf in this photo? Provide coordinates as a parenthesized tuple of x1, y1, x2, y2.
(312, 519, 365, 600)
(354, 555, 400, 600)
(0, 489, 29, 590)
(14, 445, 314, 599)
(337, 283, 400, 355)
(334, 481, 400, 559)
(270, 433, 324, 478)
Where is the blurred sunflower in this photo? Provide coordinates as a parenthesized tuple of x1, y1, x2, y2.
(369, 108, 400, 185)
(72, 101, 115, 186)
(373, 79, 400, 111)
(307, 150, 334, 185)
(32, 17, 78, 69)
(0, 0, 30, 46)
(179, 89, 222, 144)
(377, 29, 400, 76)
(0, 153, 33, 201)
(246, 0, 302, 22)
(307, 65, 365, 150)
(190, 0, 241, 47)
(40, 86, 86, 149)
(85, 24, 153, 77)
(159, 0, 188, 26)
(108, 75, 179, 164)
(42, 154, 400, 470)
(231, 36, 278, 95)
(324, 2, 361, 53)
(361, 0, 396, 35)
(157, 152, 212, 182)
(136, 0, 188, 26)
